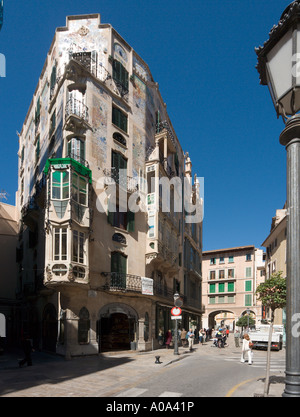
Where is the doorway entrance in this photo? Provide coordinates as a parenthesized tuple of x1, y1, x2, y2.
(97, 303, 138, 352)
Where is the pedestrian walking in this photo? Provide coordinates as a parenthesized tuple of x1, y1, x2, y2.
(181, 328, 187, 347)
(187, 328, 194, 351)
(234, 330, 240, 347)
(19, 333, 33, 367)
(226, 328, 229, 338)
(240, 333, 253, 365)
(199, 328, 205, 345)
(205, 328, 209, 342)
(165, 329, 172, 349)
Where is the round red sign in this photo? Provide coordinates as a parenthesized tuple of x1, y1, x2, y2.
(171, 307, 182, 316)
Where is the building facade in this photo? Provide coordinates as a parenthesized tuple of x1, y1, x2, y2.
(0, 202, 19, 347)
(262, 205, 287, 326)
(16, 14, 203, 356)
(202, 246, 265, 330)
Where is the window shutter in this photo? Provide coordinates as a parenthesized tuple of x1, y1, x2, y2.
(50, 65, 57, 90)
(209, 283, 215, 294)
(91, 50, 98, 77)
(127, 211, 135, 232)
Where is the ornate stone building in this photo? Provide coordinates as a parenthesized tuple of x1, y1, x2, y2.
(16, 14, 203, 356)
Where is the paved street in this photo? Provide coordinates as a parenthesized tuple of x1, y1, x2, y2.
(0, 338, 286, 398)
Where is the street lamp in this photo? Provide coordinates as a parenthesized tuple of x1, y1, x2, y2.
(256, 0, 300, 397)
(246, 308, 250, 331)
(173, 292, 182, 356)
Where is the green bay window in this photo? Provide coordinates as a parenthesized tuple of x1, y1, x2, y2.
(228, 282, 235, 292)
(218, 283, 225, 293)
(72, 172, 87, 206)
(52, 171, 69, 200)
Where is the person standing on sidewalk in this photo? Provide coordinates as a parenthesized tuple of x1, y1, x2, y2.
(181, 328, 187, 347)
(234, 330, 240, 347)
(165, 329, 172, 349)
(187, 328, 194, 351)
(240, 333, 253, 365)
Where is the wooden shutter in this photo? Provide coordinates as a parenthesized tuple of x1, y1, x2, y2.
(127, 211, 135, 232)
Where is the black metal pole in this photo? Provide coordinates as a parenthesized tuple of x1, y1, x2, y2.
(280, 116, 300, 397)
(174, 318, 179, 355)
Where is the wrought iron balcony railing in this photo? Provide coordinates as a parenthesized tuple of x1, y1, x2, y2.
(70, 52, 111, 83)
(65, 98, 89, 123)
(101, 272, 144, 292)
(103, 167, 138, 193)
(66, 152, 89, 168)
(155, 120, 176, 147)
(99, 272, 204, 311)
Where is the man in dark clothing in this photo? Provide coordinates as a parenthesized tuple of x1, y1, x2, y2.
(19, 335, 33, 367)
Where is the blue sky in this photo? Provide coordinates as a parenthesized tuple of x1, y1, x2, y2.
(0, 0, 290, 251)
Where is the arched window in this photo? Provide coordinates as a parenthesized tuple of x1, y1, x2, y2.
(113, 131, 127, 147)
(78, 307, 90, 344)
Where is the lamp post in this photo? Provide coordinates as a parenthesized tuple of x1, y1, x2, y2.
(246, 308, 250, 332)
(173, 292, 182, 356)
(256, 0, 300, 397)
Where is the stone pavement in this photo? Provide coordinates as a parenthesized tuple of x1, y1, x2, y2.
(0, 340, 286, 397)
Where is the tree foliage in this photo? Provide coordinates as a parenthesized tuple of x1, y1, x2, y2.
(236, 315, 255, 328)
(255, 271, 286, 321)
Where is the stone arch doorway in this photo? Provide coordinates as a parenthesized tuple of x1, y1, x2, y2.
(208, 310, 236, 330)
(42, 304, 58, 352)
(97, 303, 138, 352)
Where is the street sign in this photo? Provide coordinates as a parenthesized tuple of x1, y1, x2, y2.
(174, 298, 183, 308)
(171, 307, 182, 316)
(171, 315, 182, 320)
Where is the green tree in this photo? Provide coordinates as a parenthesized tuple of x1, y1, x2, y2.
(236, 315, 255, 329)
(255, 271, 286, 397)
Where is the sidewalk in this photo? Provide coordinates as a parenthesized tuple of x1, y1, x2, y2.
(0, 341, 286, 397)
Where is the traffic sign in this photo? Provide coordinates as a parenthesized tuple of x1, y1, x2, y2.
(171, 307, 182, 316)
(171, 315, 182, 320)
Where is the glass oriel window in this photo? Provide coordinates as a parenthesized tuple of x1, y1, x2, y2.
(72, 172, 87, 206)
(73, 230, 85, 264)
(52, 170, 69, 200)
(54, 228, 67, 261)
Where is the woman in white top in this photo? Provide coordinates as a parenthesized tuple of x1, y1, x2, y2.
(240, 333, 253, 365)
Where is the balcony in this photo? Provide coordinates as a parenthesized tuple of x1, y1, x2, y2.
(156, 120, 176, 148)
(103, 168, 138, 193)
(71, 52, 111, 83)
(65, 98, 89, 122)
(101, 273, 152, 294)
(66, 152, 89, 168)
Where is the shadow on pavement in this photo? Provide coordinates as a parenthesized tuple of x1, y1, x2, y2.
(0, 349, 135, 396)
